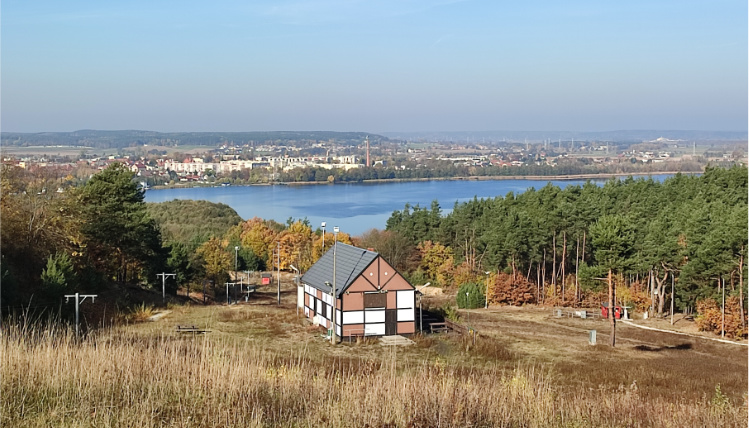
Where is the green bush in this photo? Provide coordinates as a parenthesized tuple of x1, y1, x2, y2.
(456, 282, 485, 309)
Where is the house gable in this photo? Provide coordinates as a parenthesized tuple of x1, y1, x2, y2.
(347, 276, 377, 293)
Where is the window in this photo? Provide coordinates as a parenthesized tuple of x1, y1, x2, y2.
(363, 292, 386, 308)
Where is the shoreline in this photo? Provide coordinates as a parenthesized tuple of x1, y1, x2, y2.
(149, 170, 697, 190)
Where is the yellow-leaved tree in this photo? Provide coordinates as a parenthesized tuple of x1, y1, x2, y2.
(417, 240, 455, 287)
(239, 217, 279, 267)
(276, 221, 315, 271)
(196, 237, 232, 290)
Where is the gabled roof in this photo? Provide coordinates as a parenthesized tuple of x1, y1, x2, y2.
(301, 243, 378, 298)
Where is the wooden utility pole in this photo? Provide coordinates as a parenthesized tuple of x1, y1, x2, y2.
(721, 276, 725, 338)
(608, 269, 616, 347)
(275, 242, 281, 306)
(575, 236, 580, 304)
(331, 226, 339, 345)
(561, 232, 567, 302)
(670, 272, 675, 325)
(737, 249, 745, 330)
(552, 233, 557, 295)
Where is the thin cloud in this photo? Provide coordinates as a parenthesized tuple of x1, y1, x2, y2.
(261, 0, 469, 25)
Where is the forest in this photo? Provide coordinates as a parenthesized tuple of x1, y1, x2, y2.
(385, 165, 748, 337)
(1, 162, 746, 338)
(271, 157, 705, 184)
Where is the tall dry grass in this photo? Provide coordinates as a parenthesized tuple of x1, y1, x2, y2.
(1, 321, 746, 427)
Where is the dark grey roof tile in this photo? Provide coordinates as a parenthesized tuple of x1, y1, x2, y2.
(301, 243, 378, 297)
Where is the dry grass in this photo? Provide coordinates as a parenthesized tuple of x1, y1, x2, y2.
(2, 309, 747, 428)
(127, 303, 156, 323)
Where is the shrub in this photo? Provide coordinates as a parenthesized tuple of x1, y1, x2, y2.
(489, 272, 536, 306)
(435, 303, 461, 322)
(127, 303, 155, 323)
(696, 297, 746, 338)
(456, 282, 485, 309)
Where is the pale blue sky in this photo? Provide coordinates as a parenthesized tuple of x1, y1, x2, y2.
(2, 0, 746, 133)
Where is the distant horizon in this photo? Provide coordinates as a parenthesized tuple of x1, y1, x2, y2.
(2, 128, 747, 135)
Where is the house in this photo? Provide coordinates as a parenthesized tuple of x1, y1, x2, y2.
(299, 243, 416, 338)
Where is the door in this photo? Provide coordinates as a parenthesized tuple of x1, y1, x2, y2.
(385, 309, 397, 335)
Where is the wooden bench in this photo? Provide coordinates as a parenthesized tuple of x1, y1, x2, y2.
(176, 325, 210, 334)
(429, 322, 449, 333)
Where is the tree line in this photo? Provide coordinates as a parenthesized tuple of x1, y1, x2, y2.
(385, 165, 748, 337)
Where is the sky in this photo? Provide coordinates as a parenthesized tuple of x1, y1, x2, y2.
(1, 0, 747, 133)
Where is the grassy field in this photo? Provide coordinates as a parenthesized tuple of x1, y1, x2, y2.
(2, 283, 746, 427)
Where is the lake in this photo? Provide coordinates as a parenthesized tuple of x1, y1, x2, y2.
(144, 175, 673, 235)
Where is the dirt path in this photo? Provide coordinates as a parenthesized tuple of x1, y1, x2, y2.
(621, 320, 748, 346)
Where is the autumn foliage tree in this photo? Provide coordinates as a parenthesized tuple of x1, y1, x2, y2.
(417, 241, 455, 287)
(196, 237, 232, 290)
(488, 272, 536, 306)
(239, 217, 281, 266)
(696, 297, 746, 339)
(276, 221, 315, 271)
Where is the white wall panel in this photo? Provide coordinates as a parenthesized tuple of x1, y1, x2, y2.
(364, 323, 385, 336)
(316, 299, 322, 314)
(397, 290, 414, 309)
(365, 310, 385, 323)
(397, 308, 414, 321)
(342, 311, 364, 325)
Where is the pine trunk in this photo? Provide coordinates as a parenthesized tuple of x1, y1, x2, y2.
(542, 249, 547, 304)
(575, 236, 580, 304)
(561, 232, 567, 303)
(552, 233, 557, 295)
(739, 252, 745, 329)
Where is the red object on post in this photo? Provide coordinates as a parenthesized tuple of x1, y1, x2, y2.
(601, 303, 622, 319)
(261, 273, 271, 285)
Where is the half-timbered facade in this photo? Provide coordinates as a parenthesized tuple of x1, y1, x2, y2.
(299, 243, 416, 337)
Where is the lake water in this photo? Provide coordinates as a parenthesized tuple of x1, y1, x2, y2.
(145, 175, 673, 235)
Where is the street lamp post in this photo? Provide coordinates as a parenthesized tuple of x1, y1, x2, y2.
(466, 291, 470, 327)
(290, 264, 300, 315)
(243, 270, 251, 301)
(484, 271, 491, 309)
(234, 246, 239, 273)
(321, 222, 326, 251)
(331, 226, 339, 345)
